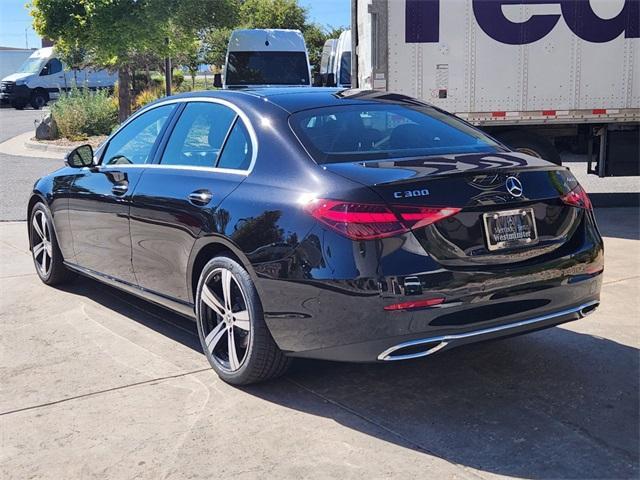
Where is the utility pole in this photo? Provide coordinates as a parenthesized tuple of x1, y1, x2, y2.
(164, 37, 172, 97)
(25, 28, 28, 49)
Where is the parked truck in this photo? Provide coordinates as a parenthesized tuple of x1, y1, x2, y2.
(352, 0, 639, 177)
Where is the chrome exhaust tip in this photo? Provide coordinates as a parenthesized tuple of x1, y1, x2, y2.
(579, 302, 599, 317)
(378, 340, 448, 361)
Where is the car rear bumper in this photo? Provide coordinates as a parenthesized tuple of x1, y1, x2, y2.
(258, 210, 604, 362)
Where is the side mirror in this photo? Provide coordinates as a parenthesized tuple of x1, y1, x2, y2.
(326, 73, 336, 87)
(65, 144, 94, 168)
(40, 66, 49, 76)
(313, 73, 323, 87)
(213, 73, 223, 89)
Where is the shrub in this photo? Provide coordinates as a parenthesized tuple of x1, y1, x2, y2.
(133, 88, 161, 111)
(51, 88, 118, 141)
(172, 69, 184, 88)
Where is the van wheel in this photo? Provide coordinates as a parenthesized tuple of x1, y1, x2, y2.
(496, 131, 562, 166)
(30, 90, 48, 110)
(12, 99, 26, 110)
(195, 256, 291, 385)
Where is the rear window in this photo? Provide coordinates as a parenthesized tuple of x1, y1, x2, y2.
(290, 104, 503, 164)
(226, 51, 310, 86)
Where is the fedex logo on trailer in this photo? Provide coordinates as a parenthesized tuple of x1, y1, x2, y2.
(406, 0, 639, 44)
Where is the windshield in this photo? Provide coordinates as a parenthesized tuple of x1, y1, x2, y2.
(290, 104, 504, 164)
(226, 51, 309, 86)
(17, 57, 46, 74)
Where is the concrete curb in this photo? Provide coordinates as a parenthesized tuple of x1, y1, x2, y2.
(23, 138, 73, 155)
(0, 132, 64, 159)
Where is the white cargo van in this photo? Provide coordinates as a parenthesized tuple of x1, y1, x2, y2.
(0, 47, 116, 109)
(223, 29, 311, 88)
(353, 0, 639, 176)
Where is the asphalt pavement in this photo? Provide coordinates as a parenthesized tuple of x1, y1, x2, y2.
(0, 107, 60, 221)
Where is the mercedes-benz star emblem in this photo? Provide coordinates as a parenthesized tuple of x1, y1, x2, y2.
(505, 176, 523, 197)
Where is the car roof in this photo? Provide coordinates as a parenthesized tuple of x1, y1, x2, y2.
(166, 88, 429, 114)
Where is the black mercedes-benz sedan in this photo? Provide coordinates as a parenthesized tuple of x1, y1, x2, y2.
(28, 88, 603, 384)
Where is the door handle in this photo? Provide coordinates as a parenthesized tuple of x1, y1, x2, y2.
(112, 183, 129, 195)
(188, 190, 213, 206)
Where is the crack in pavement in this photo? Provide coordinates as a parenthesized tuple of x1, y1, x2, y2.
(0, 368, 212, 417)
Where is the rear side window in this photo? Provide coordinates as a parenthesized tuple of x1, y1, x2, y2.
(290, 104, 503, 164)
(217, 120, 252, 170)
(161, 102, 236, 167)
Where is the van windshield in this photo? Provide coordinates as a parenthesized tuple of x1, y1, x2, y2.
(226, 51, 309, 86)
(290, 104, 504, 164)
(17, 57, 45, 74)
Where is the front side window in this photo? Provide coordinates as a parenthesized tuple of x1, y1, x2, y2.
(42, 58, 62, 76)
(226, 51, 310, 86)
(102, 104, 175, 165)
(160, 102, 236, 167)
(290, 104, 504, 164)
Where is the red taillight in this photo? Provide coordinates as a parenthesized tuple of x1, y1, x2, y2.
(383, 297, 445, 311)
(306, 199, 460, 240)
(561, 184, 592, 210)
(393, 205, 462, 229)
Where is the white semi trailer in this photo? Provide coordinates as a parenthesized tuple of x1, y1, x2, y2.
(352, 0, 639, 176)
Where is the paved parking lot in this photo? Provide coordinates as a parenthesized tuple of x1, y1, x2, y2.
(1, 207, 638, 479)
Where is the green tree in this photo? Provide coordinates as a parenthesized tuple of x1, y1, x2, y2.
(239, 0, 306, 30)
(30, 0, 235, 121)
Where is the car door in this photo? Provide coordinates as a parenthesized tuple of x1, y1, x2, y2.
(67, 103, 177, 284)
(130, 100, 255, 302)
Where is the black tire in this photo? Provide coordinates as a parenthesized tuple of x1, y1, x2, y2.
(12, 99, 26, 110)
(496, 131, 562, 165)
(29, 203, 74, 285)
(195, 256, 291, 385)
(30, 90, 48, 110)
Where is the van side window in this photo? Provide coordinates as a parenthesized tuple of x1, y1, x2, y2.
(42, 58, 62, 76)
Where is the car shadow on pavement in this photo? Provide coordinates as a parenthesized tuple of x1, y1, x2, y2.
(59, 276, 639, 479)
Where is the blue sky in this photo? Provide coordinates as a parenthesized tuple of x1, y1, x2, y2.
(0, 0, 350, 49)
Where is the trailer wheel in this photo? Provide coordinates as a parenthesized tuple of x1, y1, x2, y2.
(30, 89, 49, 110)
(496, 131, 562, 166)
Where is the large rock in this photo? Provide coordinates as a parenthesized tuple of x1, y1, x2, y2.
(35, 115, 59, 140)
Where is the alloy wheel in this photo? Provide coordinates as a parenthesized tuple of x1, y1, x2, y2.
(200, 268, 251, 373)
(31, 210, 53, 277)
